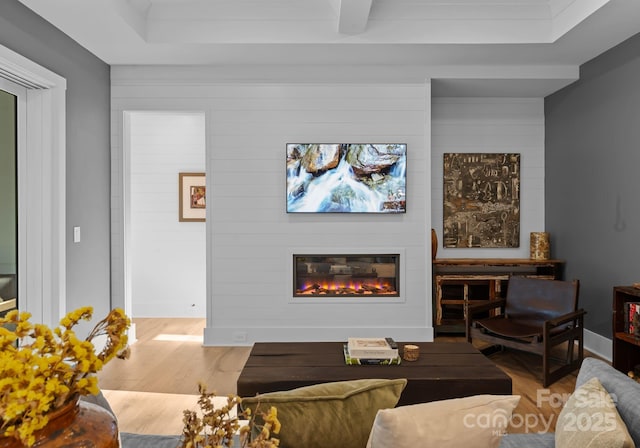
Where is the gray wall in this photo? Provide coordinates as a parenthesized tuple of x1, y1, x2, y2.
(545, 32, 640, 338)
(0, 1, 111, 318)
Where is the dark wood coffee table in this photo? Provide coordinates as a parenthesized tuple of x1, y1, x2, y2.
(237, 342, 512, 406)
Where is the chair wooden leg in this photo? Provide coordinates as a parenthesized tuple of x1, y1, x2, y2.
(543, 345, 550, 388)
(566, 338, 574, 364)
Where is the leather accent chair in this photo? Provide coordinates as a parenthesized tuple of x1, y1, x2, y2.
(466, 276, 585, 387)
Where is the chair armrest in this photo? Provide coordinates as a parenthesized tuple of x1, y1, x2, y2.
(466, 299, 506, 342)
(467, 299, 506, 316)
(546, 308, 586, 328)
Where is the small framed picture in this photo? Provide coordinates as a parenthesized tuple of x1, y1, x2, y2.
(179, 172, 206, 222)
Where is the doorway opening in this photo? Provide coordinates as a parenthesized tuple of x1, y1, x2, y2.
(0, 88, 17, 315)
(124, 112, 207, 318)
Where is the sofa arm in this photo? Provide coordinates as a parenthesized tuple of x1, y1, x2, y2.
(120, 433, 242, 448)
(499, 433, 554, 448)
(576, 358, 640, 446)
(120, 433, 183, 448)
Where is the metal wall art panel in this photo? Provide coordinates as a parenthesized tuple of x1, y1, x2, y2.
(443, 153, 520, 248)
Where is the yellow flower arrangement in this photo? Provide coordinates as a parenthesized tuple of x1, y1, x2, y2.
(0, 307, 130, 446)
(180, 384, 281, 448)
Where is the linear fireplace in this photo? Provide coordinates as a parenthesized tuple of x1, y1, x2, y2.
(293, 254, 399, 297)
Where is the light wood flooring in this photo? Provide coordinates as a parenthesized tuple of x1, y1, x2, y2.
(98, 318, 602, 436)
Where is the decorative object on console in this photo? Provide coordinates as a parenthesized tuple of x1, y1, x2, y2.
(0, 307, 130, 447)
(530, 232, 550, 260)
(286, 143, 406, 213)
(443, 153, 520, 248)
(178, 172, 206, 222)
(431, 228, 438, 259)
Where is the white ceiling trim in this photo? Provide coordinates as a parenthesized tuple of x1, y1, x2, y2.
(14, 0, 640, 96)
(338, 0, 373, 35)
(110, 0, 148, 41)
(550, 0, 611, 40)
(19, 0, 614, 46)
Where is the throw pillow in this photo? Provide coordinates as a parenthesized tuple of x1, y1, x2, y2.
(241, 378, 407, 448)
(367, 394, 521, 448)
(555, 377, 634, 448)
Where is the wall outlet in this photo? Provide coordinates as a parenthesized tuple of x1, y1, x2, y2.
(233, 331, 247, 342)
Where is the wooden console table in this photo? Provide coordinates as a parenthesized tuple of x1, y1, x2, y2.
(433, 258, 564, 333)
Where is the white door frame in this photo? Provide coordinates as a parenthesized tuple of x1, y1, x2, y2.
(0, 44, 67, 327)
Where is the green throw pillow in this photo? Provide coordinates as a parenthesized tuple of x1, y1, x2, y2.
(241, 378, 407, 448)
(555, 377, 634, 448)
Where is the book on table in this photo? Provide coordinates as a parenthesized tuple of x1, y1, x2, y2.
(343, 344, 401, 365)
(346, 337, 399, 358)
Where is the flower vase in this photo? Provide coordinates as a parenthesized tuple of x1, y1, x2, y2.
(0, 397, 119, 448)
(431, 228, 438, 260)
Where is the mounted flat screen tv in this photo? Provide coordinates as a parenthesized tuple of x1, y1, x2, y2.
(286, 143, 406, 213)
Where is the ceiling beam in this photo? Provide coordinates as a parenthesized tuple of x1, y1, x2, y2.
(337, 0, 373, 35)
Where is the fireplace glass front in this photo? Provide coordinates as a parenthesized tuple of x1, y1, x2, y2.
(294, 254, 399, 297)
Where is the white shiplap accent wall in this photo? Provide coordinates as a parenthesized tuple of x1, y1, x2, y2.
(206, 83, 431, 344)
(431, 98, 545, 258)
(128, 112, 206, 317)
(111, 69, 432, 345)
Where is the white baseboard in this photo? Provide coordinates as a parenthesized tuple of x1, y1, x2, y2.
(203, 326, 435, 346)
(128, 322, 137, 345)
(201, 326, 611, 359)
(584, 329, 612, 361)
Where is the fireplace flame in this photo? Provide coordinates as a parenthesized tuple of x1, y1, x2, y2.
(297, 279, 397, 296)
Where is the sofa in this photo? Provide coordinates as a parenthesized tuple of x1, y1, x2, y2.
(499, 357, 640, 447)
(94, 357, 638, 448)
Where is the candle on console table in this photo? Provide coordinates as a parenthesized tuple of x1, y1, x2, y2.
(530, 232, 550, 260)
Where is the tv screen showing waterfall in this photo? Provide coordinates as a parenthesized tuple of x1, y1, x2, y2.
(286, 143, 407, 213)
